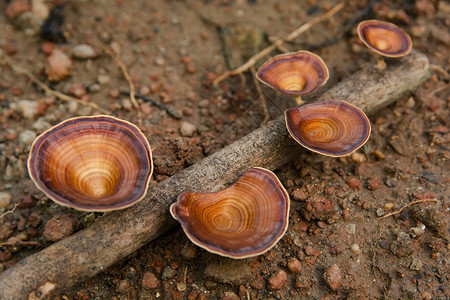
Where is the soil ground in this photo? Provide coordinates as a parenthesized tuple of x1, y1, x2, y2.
(0, 0, 448, 299)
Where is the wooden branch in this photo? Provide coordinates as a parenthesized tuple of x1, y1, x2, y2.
(213, 2, 344, 85)
(0, 50, 430, 299)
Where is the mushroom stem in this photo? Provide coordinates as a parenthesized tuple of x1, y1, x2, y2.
(0, 50, 430, 300)
(376, 56, 387, 71)
(295, 96, 305, 106)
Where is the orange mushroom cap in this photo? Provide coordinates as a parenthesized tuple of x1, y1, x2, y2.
(285, 100, 371, 157)
(170, 167, 290, 259)
(256, 50, 329, 96)
(357, 20, 412, 58)
(27, 115, 153, 211)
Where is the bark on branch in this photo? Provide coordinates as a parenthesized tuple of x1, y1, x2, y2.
(0, 50, 430, 299)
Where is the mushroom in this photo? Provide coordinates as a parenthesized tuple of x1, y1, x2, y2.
(27, 115, 153, 211)
(357, 19, 412, 71)
(285, 100, 371, 157)
(256, 50, 329, 105)
(170, 167, 290, 259)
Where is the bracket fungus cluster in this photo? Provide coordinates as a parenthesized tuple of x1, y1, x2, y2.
(170, 167, 290, 259)
(285, 100, 371, 157)
(27, 115, 153, 212)
(357, 20, 412, 70)
(256, 50, 329, 105)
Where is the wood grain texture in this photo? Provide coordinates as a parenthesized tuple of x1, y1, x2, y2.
(0, 50, 430, 300)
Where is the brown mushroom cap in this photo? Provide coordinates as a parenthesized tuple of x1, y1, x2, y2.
(170, 167, 290, 259)
(357, 20, 412, 57)
(256, 50, 329, 96)
(27, 115, 153, 211)
(285, 100, 371, 157)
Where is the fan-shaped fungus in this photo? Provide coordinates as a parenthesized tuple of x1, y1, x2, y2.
(27, 115, 153, 212)
(170, 167, 290, 259)
(285, 100, 371, 157)
(357, 20, 412, 70)
(256, 50, 329, 105)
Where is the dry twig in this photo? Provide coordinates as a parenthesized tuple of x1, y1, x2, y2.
(1, 58, 109, 114)
(377, 199, 439, 220)
(250, 65, 270, 124)
(213, 2, 344, 85)
(0, 203, 19, 219)
(101, 45, 143, 127)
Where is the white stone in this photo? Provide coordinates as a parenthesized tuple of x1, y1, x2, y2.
(0, 191, 12, 209)
(19, 130, 37, 148)
(180, 122, 196, 137)
(72, 44, 97, 59)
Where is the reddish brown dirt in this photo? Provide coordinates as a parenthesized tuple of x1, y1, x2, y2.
(0, 0, 448, 299)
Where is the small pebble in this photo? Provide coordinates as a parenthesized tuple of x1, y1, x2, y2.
(32, 118, 51, 132)
(19, 130, 37, 148)
(180, 122, 196, 137)
(162, 266, 177, 279)
(409, 258, 423, 271)
(11, 100, 38, 119)
(27, 212, 42, 227)
(32, 0, 49, 20)
(176, 282, 187, 292)
(6, 0, 30, 19)
(406, 97, 415, 108)
(287, 258, 302, 273)
(117, 279, 131, 294)
(376, 208, 385, 217)
(97, 75, 111, 85)
(367, 177, 381, 191)
(141, 271, 160, 289)
(181, 242, 197, 259)
(41, 42, 54, 55)
(410, 224, 426, 238)
(72, 44, 98, 59)
(384, 202, 394, 210)
(87, 83, 100, 93)
(220, 291, 239, 300)
(373, 150, 385, 160)
(291, 189, 308, 201)
(121, 99, 132, 111)
(351, 152, 366, 163)
(0, 192, 12, 209)
(139, 86, 150, 96)
(46, 49, 72, 82)
(323, 264, 342, 291)
(267, 270, 287, 290)
(351, 244, 361, 255)
(43, 214, 74, 242)
(154, 56, 165, 66)
(68, 84, 87, 98)
(385, 178, 397, 187)
(347, 177, 361, 189)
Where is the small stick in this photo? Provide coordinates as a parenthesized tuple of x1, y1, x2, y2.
(0, 239, 40, 247)
(430, 64, 448, 79)
(213, 2, 344, 85)
(1, 59, 109, 114)
(0, 203, 19, 219)
(123, 91, 181, 119)
(377, 199, 439, 220)
(102, 46, 143, 127)
(427, 84, 449, 97)
(250, 65, 270, 124)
